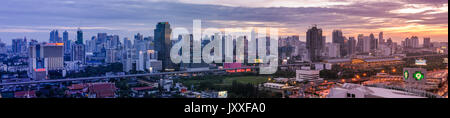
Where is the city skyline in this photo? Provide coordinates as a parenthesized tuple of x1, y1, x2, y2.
(0, 0, 448, 45)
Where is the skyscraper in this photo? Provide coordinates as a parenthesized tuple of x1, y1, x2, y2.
(348, 37, 356, 56)
(72, 44, 86, 64)
(369, 33, 377, 50)
(332, 30, 347, 57)
(63, 31, 71, 54)
(0, 39, 5, 54)
(423, 37, 431, 48)
(76, 28, 83, 44)
(356, 34, 364, 53)
(362, 36, 371, 53)
(63, 31, 69, 44)
(404, 37, 411, 48)
(154, 22, 175, 71)
(306, 25, 324, 62)
(50, 30, 62, 43)
(29, 43, 64, 80)
(332, 30, 343, 44)
(411, 36, 420, 48)
(12, 38, 27, 55)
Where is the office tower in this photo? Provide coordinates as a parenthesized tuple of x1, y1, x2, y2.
(387, 38, 393, 46)
(154, 22, 175, 71)
(123, 38, 133, 50)
(356, 34, 364, 53)
(379, 32, 384, 45)
(72, 44, 86, 64)
(423, 37, 431, 48)
(76, 28, 83, 44)
(328, 43, 340, 58)
(106, 48, 117, 63)
(332, 30, 348, 57)
(348, 37, 356, 56)
(362, 36, 371, 53)
(63, 30, 69, 45)
(0, 39, 6, 54)
(12, 38, 27, 54)
(63, 31, 71, 55)
(85, 37, 96, 53)
(97, 33, 107, 45)
(108, 35, 120, 49)
(134, 33, 146, 51)
(411, 36, 419, 48)
(29, 43, 64, 80)
(50, 30, 62, 43)
(404, 37, 411, 48)
(306, 25, 324, 62)
(332, 30, 343, 44)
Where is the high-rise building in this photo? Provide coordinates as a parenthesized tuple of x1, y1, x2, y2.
(362, 36, 371, 53)
(423, 37, 431, 48)
(369, 33, 377, 50)
(29, 43, 64, 80)
(0, 39, 6, 54)
(154, 22, 175, 71)
(63, 31, 71, 59)
(387, 38, 393, 47)
(404, 37, 411, 48)
(12, 38, 27, 55)
(328, 43, 340, 58)
(332, 30, 343, 44)
(72, 44, 86, 64)
(306, 25, 324, 62)
(332, 30, 347, 57)
(411, 36, 420, 48)
(379, 32, 384, 45)
(356, 34, 364, 53)
(97, 33, 107, 45)
(348, 37, 356, 56)
(76, 28, 83, 44)
(50, 30, 62, 43)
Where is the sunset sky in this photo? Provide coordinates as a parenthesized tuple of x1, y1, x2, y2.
(0, 0, 447, 44)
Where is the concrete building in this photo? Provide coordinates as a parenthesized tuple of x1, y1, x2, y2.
(327, 43, 340, 58)
(296, 70, 320, 82)
(423, 37, 431, 48)
(154, 22, 176, 71)
(72, 44, 86, 64)
(306, 25, 324, 62)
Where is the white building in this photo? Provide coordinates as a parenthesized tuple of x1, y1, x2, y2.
(264, 83, 287, 89)
(147, 59, 162, 73)
(378, 44, 392, 56)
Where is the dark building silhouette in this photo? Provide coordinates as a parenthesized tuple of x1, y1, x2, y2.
(76, 28, 83, 44)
